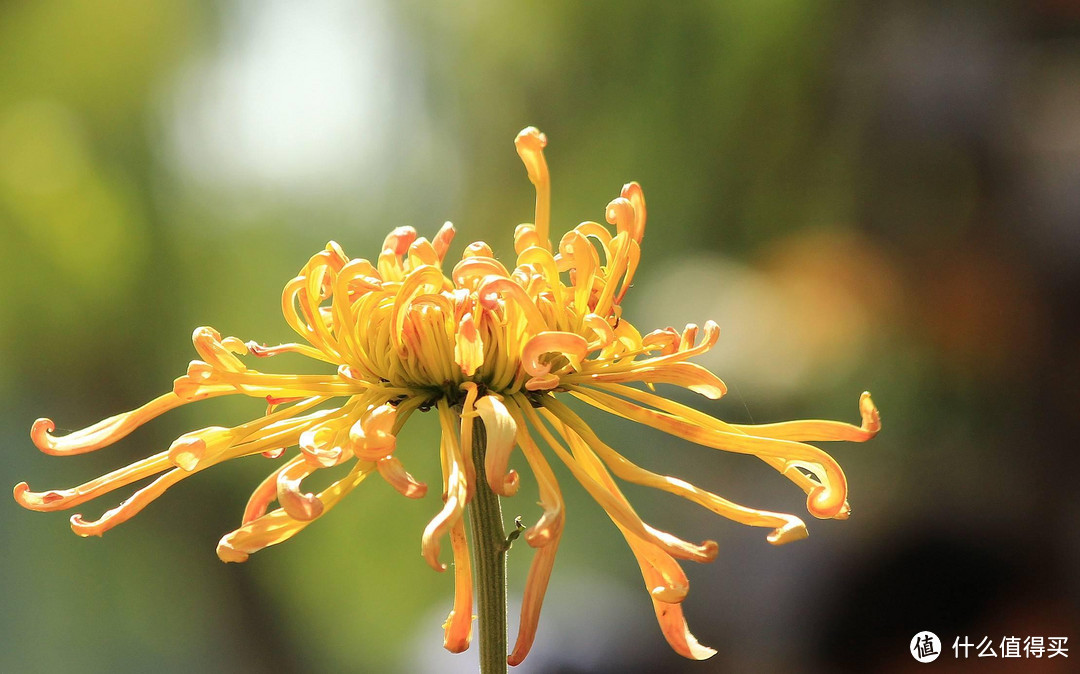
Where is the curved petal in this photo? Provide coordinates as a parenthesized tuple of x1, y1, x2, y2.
(276, 458, 324, 521)
(421, 401, 469, 571)
(516, 396, 717, 563)
(568, 361, 727, 399)
(376, 456, 428, 499)
(522, 331, 589, 379)
(454, 312, 485, 377)
(349, 404, 398, 461)
(442, 518, 473, 653)
(571, 387, 848, 519)
(217, 461, 371, 563)
(31, 391, 226, 456)
(730, 392, 881, 442)
(474, 394, 519, 497)
(514, 127, 551, 248)
(544, 396, 808, 546)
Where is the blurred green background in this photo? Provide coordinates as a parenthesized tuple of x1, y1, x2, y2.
(3, 1, 1078, 672)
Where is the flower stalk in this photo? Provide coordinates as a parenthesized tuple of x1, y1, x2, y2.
(469, 417, 509, 674)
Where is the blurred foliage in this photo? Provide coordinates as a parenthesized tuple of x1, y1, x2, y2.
(3, 1, 1079, 673)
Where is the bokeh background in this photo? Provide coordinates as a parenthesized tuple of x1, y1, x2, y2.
(2, 1, 1078, 672)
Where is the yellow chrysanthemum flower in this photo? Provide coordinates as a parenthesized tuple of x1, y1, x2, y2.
(14, 127, 880, 665)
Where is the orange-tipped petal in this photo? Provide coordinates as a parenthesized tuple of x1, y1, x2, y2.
(605, 197, 638, 243)
(572, 362, 727, 399)
(546, 396, 809, 546)
(242, 462, 291, 525)
(454, 313, 485, 377)
(522, 331, 589, 379)
(168, 426, 235, 471)
(299, 421, 350, 468)
(513, 224, 542, 254)
(572, 388, 848, 519)
(382, 226, 417, 256)
(730, 392, 881, 442)
(377, 456, 428, 499)
(422, 402, 469, 571)
(433, 221, 456, 263)
(349, 404, 398, 461)
(13, 448, 174, 512)
(474, 395, 519, 497)
(652, 600, 716, 661)
(69, 469, 187, 537)
(30, 392, 216, 456)
(276, 459, 324, 521)
(192, 326, 247, 373)
(218, 462, 370, 563)
(476, 276, 549, 334)
(514, 127, 551, 249)
(442, 518, 473, 653)
(518, 397, 715, 562)
(507, 542, 560, 666)
(620, 181, 647, 243)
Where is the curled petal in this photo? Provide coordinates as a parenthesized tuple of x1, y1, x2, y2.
(546, 396, 808, 546)
(168, 426, 235, 471)
(524, 373, 560, 392)
(242, 462, 291, 525)
(69, 469, 187, 537)
(573, 362, 727, 399)
(452, 257, 511, 291)
(407, 237, 440, 269)
(299, 424, 347, 468)
(503, 399, 566, 666)
(582, 313, 616, 351)
(349, 404, 398, 461)
(30, 392, 222, 456)
(192, 326, 247, 373)
(514, 127, 548, 187)
(732, 392, 881, 442)
(382, 226, 417, 256)
(323, 240, 349, 268)
(474, 395, 519, 497)
(442, 519, 473, 653)
(642, 327, 681, 355)
(276, 459, 324, 521)
(508, 542, 560, 666)
(391, 265, 449, 346)
(463, 241, 495, 259)
(560, 419, 712, 657)
(652, 600, 716, 661)
(633, 539, 689, 604)
(433, 221, 456, 262)
(620, 181, 647, 243)
(377, 456, 428, 499)
(422, 402, 469, 571)
(605, 197, 638, 243)
(14, 450, 172, 512)
(573, 387, 848, 519)
(476, 276, 549, 334)
(522, 331, 589, 379)
(514, 127, 551, 248)
(218, 462, 371, 563)
(453, 313, 484, 377)
(504, 400, 565, 548)
(514, 224, 542, 254)
(517, 396, 716, 562)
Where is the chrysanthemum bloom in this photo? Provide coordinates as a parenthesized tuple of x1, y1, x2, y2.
(15, 127, 879, 666)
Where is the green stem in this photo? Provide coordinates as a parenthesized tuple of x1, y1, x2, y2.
(468, 417, 508, 674)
